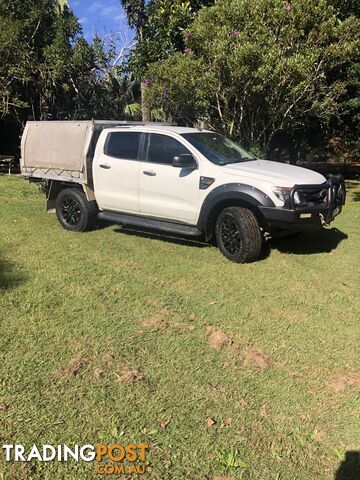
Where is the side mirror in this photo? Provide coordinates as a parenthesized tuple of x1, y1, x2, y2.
(172, 154, 197, 169)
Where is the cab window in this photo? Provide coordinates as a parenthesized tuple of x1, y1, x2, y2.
(147, 134, 190, 165)
(105, 132, 141, 160)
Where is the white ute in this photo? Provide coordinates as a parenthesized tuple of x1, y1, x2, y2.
(21, 121, 346, 263)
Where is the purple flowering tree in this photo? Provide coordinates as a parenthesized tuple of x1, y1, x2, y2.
(145, 0, 359, 155)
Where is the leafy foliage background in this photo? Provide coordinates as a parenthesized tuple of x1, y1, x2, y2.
(0, 0, 359, 161)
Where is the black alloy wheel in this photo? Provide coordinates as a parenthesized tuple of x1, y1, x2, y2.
(60, 197, 82, 226)
(220, 215, 242, 256)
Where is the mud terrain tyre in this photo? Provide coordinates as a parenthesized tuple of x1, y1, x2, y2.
(215, 207, 263, 263)
(56, 188, 97, 232)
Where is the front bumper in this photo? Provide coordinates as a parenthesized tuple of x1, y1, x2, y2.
(259, 175, 346, 234)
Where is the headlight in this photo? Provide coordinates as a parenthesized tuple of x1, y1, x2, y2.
(272, 187, 292, 203)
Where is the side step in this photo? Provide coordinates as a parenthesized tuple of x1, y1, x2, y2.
(97, 211, 203, 237)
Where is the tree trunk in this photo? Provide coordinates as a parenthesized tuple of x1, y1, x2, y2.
(141, 82, 150, 122)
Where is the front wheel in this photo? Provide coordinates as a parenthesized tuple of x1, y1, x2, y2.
(56, 188, 97, 232)
(215, 207, 263, 263)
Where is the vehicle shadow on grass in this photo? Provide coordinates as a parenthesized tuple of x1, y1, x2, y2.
(270, 228, 348, 256)
(113, 226, 347, 258)
(334, 451, 360, 480)
(0, 256, 25, 290)
(113, 226, 210, 249)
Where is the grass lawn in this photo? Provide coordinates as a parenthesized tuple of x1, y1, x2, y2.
(0, 176, 359, 479)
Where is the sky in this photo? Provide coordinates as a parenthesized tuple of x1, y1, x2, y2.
(69, 0, 133, 48)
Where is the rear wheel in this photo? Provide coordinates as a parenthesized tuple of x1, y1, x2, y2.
(215, 207, 263, 263)
(56, 188, 97, 232)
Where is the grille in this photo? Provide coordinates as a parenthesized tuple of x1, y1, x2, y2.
(300, 188, 328, 206)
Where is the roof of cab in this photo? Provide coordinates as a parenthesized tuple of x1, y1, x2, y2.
(112, 125, 212, 135)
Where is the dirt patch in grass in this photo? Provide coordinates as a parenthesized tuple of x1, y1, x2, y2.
(327, 372, 360, 392)
(313, 430, 327, 442)
(206, 326, 233, 351)
(53, 355, 88, 380)
(173, 322, 195, 331)
(259, 405, 269, 419)
(94, 367, 105, 379)
(116, 369, 144, 383)
(124, 261, 142, 271)
(237, 398, 248, 410)
(206, 417, 216, 427)
(140, 317, 168, 330)
(102, 349, 116, 362)
(0, 403, 9, 412)
(159, 419, 170, 429)
(243, 348, 271, 369)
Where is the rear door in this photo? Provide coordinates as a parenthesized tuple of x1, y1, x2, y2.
(139, 133, 200, 224)
(93, 130, 142, 213)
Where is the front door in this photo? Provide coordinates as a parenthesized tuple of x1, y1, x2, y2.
(139, 133, 200, 224)
(93, 130, 142, 213)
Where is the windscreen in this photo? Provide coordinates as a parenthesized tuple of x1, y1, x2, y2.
(181, 132, 255, 166)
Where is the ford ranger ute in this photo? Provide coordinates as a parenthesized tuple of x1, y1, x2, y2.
(21, 121, 346, 263)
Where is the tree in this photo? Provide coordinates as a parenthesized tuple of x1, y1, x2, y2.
(145, 53, 216, 124)
(0, 0, 133, 125)
(328, 0, 359, 20)
(0, 0, 138, 158)
(326, 0, 360, 161)
(119, 0, 150, 120)
(145, 0, 360, 155)
(120, 0, 214, 121)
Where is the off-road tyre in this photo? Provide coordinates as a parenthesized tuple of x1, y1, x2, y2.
(56, 188, 97, 232)
(215, 207, 263, 263)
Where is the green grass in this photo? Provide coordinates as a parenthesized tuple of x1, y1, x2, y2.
(0, 176, 359, 479)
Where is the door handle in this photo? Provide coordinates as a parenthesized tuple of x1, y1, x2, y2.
(143, 170, 156, 176)
(100, 163, 111, 169)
